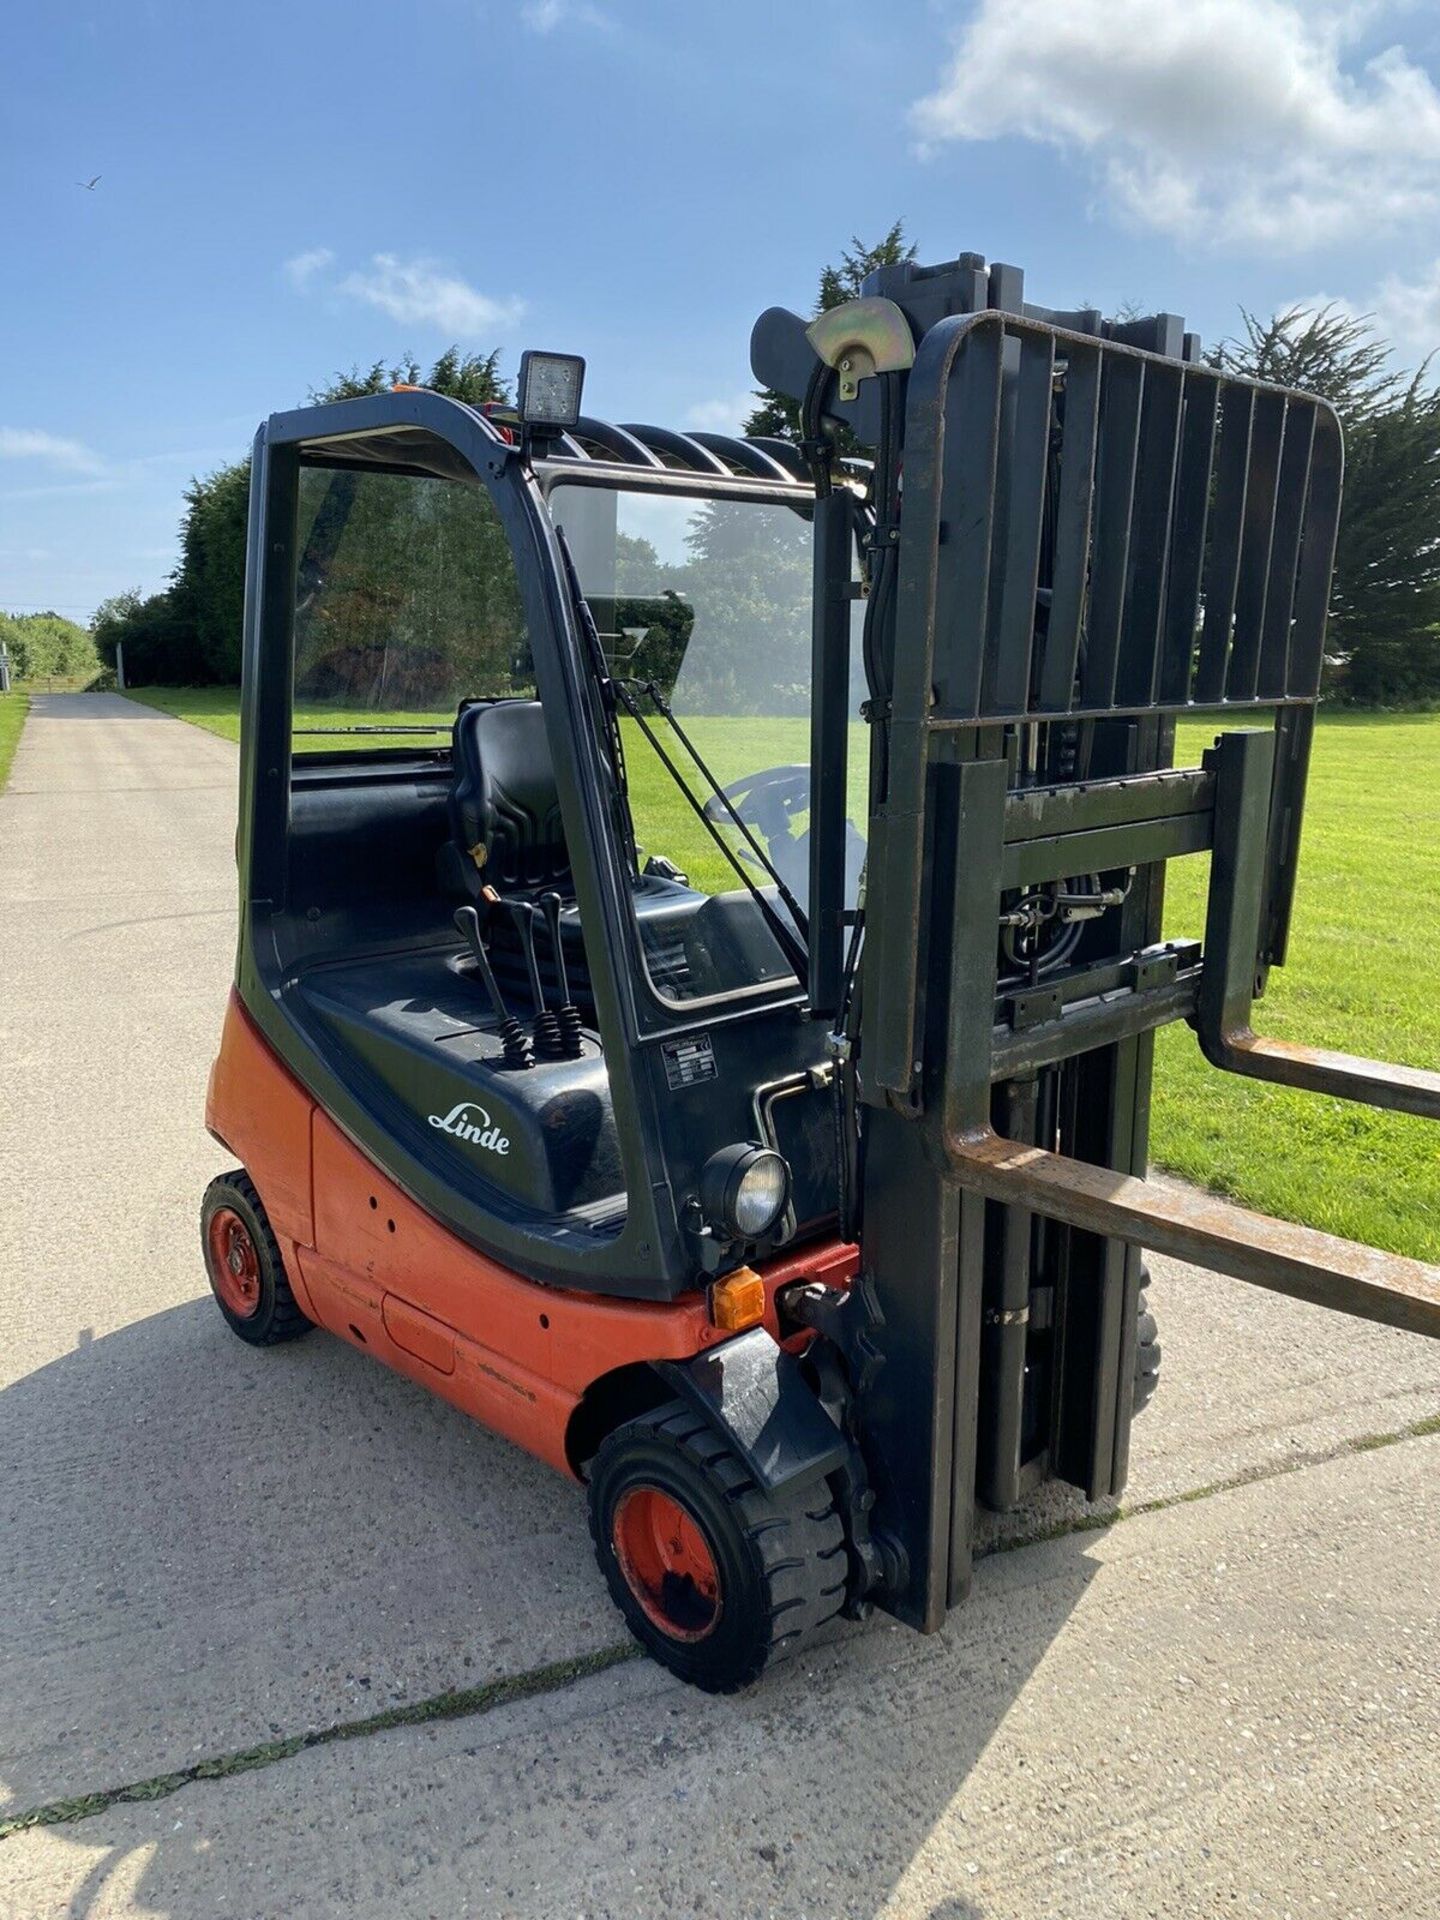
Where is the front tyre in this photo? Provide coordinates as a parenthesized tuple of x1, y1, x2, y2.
(201, 1170, 313, 1347)
(588, 1399, 847, 1692)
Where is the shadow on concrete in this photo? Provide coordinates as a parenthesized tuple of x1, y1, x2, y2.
(0, 1292, 1101, 1918)
(0, 1296, 591, 1810)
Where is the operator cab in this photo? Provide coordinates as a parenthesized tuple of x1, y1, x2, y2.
(237, 384, 868, 1303)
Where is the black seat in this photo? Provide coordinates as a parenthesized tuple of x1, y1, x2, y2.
(444, 699, 571, 899)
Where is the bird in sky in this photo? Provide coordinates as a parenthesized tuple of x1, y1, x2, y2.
(77, 175, 101, 190)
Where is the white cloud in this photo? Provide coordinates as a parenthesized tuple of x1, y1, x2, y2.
(1282, 266, 1440, 363)
(0, 427, 107, 476)
(1372, 259, 1440, 358)
(1283, 287, 1366, 325)
(284, 247, 335, 289)
(682, 392, 757, 434)
(521, 0, 613, 33)
(332, 254, 524, 335)
(285, 247, 525, 336)
(911, 0, 1440, 251)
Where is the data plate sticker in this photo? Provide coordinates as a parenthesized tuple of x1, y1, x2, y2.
(662, 1033, 718, 1091)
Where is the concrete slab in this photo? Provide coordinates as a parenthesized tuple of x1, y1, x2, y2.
(3, 1435, 1434, 1919)
(1, 693, 1436, 1843)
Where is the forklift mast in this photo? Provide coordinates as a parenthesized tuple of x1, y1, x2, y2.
(752, 252, 1440, 1634)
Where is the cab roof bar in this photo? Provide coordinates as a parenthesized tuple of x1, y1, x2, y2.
(617, 423, 732, 475)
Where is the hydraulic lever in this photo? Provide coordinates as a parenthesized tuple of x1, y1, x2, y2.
(453, 906, 533, 1069)
(510, 901, 564, 1061)
(540, 892, 585, 1059)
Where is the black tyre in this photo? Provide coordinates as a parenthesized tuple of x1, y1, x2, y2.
(587, 1398, 848, 1692)
(1133, 1285, 1161, 1413)
(200, 1170, 314, 1347)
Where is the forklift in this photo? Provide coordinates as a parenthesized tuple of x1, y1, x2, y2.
(203, 250, 1440, 1691)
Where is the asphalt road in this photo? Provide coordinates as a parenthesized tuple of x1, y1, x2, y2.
(1, 692, 1436, 1919)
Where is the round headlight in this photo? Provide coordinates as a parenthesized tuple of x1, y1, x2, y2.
(699, 1145, 791, 1242)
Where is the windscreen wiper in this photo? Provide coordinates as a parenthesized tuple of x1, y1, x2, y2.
(613, 680, 809, 985)
(552, 528, 808, 986)
(633, 679, 810, 942)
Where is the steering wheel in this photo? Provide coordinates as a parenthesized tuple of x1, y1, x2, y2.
(700, 762, 866, 916)
(701, 764, 810, 842)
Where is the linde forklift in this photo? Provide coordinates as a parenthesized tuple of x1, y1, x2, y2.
(203, 251, 1440, 1689)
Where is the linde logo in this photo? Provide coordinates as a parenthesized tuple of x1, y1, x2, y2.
(427, 1101, 511, 1156)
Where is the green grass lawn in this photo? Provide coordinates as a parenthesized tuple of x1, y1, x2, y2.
(1156, 714, 1439, 1261)
(0, 691, 29, 791)
(125, 685, 1439, 1258)
(121, 685, 456, 749)
(121, 686, 246, 738)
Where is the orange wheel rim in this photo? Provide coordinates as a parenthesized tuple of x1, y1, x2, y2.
(207, 1207, 262, 1318)
(612, 1486, 721, 1642)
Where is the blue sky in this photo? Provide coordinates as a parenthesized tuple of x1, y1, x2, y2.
(3, 0, 1439, 621)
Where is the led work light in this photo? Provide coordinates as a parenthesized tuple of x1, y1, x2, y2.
(517, 351, 586, 431)
(699, 1145, 791, 1243)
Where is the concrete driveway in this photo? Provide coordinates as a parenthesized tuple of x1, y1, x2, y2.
(1, 692, 1436, 1918)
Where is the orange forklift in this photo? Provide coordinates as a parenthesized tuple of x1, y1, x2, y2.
(203, 251, 1440, 1689)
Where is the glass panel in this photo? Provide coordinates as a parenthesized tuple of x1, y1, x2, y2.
(292, 467, 529, 752)
(550, 482, 869, 1005)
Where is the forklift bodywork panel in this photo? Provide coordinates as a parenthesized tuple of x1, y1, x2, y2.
(208, 990, 857, 1480)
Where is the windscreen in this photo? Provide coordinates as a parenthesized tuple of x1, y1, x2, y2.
(548, 482, 868, 1004)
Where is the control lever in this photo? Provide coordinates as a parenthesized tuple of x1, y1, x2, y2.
(540, 891, 585, 1059)
(510, 902, 564, 1061)
(453, 906, 532, 1069)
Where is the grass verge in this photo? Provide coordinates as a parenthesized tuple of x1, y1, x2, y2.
(0, 691, 29, 791)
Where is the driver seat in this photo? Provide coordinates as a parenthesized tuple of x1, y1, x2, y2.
(444, 699, 572, 900)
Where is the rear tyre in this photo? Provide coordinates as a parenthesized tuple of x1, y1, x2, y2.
(201, 1170, 313, 1347)
(1133, 1284, 1161, 1413)
(587, 1398, 847, 1692)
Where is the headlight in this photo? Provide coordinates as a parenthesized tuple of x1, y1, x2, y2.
(699, 1145, 791, 1242)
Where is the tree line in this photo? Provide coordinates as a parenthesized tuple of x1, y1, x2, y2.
(91, 232, 1439, 707)
(0, 609, 98, 684)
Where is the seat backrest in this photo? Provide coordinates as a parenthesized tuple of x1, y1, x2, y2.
(448, 699, 570, 893)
